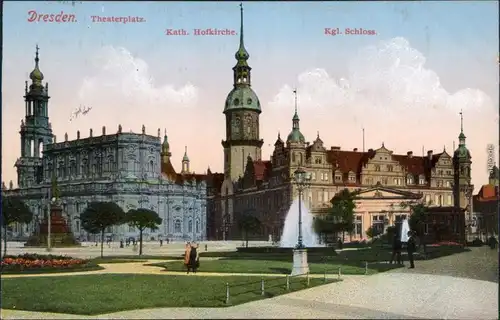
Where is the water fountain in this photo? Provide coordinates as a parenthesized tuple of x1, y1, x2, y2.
(280, 199, 321, 248)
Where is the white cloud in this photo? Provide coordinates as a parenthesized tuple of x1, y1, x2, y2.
(79, 46, 198, 108)
(267, 37, 498, 191)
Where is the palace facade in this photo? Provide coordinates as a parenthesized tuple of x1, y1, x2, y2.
(206, 6, 474, 241)
(2, 48, 207, 242)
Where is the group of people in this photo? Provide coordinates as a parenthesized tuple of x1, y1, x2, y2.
(390, 230, 417, 269)
(184, 242, 200, 274)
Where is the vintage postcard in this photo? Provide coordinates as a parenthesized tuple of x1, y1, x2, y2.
(1, 1, 498, 319)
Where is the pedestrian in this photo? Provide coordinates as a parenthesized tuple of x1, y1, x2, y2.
(407, 231, 416, 269)
(390, 233, 402, 265)
(160, 239, 163, 246)
(187, 243, 200, 274)
(184, 242, 192, 273)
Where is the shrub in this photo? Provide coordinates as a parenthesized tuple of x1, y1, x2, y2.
(471, 238, 484, 247)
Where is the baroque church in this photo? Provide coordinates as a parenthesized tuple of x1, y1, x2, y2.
(205, 5, 474, 242)
(2, 47, 207, 242)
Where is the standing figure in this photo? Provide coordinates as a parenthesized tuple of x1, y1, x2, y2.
(184, 242, 192, 273)
(187, 243, 199, 274)
(407, 231, 416, 269)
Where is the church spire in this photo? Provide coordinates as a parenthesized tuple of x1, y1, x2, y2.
(458, 109, 466, 145)
(29, 45, 44, 87)
(292, 89, 300, 127)
(233, 3, 251, 87)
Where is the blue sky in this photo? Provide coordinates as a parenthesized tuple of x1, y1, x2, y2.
(4, 1, 498, 93)
(2, 1, 499, 189)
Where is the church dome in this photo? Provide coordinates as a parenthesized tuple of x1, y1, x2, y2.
(287, 129, 305, 144)
(30, 67, 44, 83)
(224, 86, 261, 113)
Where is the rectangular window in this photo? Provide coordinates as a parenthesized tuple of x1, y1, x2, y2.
(324, 174, 328, 181)
(317, 192, 322, 202)
(311, 172, 316, 180)
(355, 216, 362, 235)
(447, 194, 452, 205)
(323, 191, 329, 202)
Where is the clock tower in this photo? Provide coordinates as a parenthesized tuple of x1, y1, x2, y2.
(221, 3, 263, 181)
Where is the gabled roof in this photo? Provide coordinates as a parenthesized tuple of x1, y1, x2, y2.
(355, 185, 423, 200)
(253, 160, 271, 181)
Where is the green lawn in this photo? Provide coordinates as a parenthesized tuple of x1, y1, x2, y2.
(152, 259, 401, 275)
(0, 264, 104, 275)
(1, 274, 334, 315)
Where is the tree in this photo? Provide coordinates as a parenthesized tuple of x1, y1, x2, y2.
(80, 201, 125, 258)
(365, 226, 381, 240)
(237, 212, 261, 248)
(1, 197, 33, 258)
(125, 208, 162, 255)
(313, 189, 358, 244)
(401, 200, 430, 252)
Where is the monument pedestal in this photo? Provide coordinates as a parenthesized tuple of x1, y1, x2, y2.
(25, 201, 80, 248)
(291, 249, 309, 275)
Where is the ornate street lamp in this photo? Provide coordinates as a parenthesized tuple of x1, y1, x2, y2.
(291, 167, 311, 275)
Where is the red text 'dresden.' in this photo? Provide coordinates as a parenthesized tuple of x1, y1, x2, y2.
(27, 10, 77, 23)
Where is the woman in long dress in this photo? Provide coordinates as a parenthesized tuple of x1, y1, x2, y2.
(184, 242, 191, 271)
(187, 243, 200, 274)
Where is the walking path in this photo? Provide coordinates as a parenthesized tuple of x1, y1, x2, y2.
(1, 259, 361, 280)
(1, 247, 498, 319)
(2, 272, 496, 319)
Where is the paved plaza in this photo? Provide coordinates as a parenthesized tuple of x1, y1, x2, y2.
(1, 243, 498, 319)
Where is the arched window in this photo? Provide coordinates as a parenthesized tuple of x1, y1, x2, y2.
(188, 220, 193, 233)
(174, 220, 182, 233)
(150, 160, 154, 172)
(196, 220, 200, 233)
(299, 153, 303, 165)
(292, 153, 296, 163)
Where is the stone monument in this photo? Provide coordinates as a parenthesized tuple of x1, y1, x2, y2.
(25, 176, 80, 247)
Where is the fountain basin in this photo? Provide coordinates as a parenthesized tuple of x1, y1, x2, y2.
(236, 246, 337, 255)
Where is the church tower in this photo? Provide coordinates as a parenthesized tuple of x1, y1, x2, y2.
(221, 3, 263, 181)
(286, 90, 306, 169)
(453, 111, 473, 215)
(181, 146, 190, 174)
(15, 45, 53, 188)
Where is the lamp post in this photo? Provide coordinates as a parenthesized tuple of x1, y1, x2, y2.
(291, 167, 311, 275)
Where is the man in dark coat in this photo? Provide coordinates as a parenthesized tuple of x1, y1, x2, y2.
(390, 233, 403, 265)
(407, 231, 416, 268)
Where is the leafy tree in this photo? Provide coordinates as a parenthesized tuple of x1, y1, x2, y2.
(366, 226, 381, 240)
(125, 208, 162, 255)
(237, 212, 261, 248)
(80, 201, 125, 257)
(313, 189, 358, 244)
(1, 197, 33, 258)
(400, 200, 430, 252)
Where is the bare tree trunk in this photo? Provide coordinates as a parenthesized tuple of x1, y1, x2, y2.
(139, 229, 143, 255)
(3, 227, 7, 258)
(100, 230, 104, 258)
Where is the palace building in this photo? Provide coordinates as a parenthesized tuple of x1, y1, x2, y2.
(2, 47, 207, 242)
(206, 6, 474, 241)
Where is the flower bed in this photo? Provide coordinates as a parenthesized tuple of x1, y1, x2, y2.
(1, 253, 102, 274)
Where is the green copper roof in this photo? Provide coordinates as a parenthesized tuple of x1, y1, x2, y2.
(224, 86, 261, 113)
(292, 111, 299, 121)
(162, 132, 169, 150)
(29, 45, 44, 85)
(235, 4, 249, 65)
(287, 129, 305, 143)
(182, 146, 189, 162)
